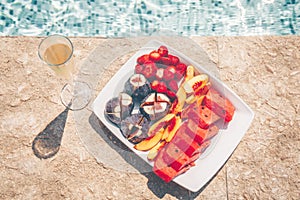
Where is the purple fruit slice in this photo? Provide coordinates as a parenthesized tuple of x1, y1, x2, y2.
(120, 114, 150, 144)
(104, 93, 134, 126)
(140, 93, 171, 121)
(124, 74, 151, 101)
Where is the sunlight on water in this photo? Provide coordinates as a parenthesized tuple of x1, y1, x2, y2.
(0, 0, 299, 36)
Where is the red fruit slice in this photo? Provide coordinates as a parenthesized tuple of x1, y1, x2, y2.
(166, 116, 176, 132)
(151, 80, 160, 91)
(175, 70, 185, 80)
(160, 57, 172, 65)
(153, 147, 177, 183)
(153, 146, 193, 183)
(170, 131, 200, 158)
(204, 125, 220, 142)
(143, 61, 157, 79)
(166, 65, 183, 81)
(153, 120, 212, 183)
(203, 89, 235, 122)
(137, 54, 150, 64)
(156, 81, 167, 93)
(149, 51, 161, 62)
(163, 68, 174, 81)
(186, 119, 220, 143)
(161, 143, 184, 169)
(166, 90, 177, 100)
(135, 64, 144, 74)
(168, 55, 179, 65)
(155, 68, 164, 80)
(194, 85, 210, 96)
(158, 45, 168, 57)
(198, 105, 220, 129)
(176, 62, 187, 73)
(181, 103, 220, 129)
(166, 65, 177, 74)
(167, 79, 178, 92)
(162, 123, 201, 171)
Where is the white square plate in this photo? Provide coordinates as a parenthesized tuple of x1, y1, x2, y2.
(92, 40, 254, 192)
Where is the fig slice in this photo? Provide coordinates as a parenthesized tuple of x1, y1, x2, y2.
(124, 74, 151, 101)
(105, 93, 134, 127)
(104, 97, 122, 126)
(120, 114, 150, 144)
(140, 93, 171, 121)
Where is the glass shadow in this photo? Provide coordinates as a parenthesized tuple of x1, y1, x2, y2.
(32, 107, 69, 159)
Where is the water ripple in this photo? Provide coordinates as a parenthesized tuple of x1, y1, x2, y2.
(0, 0, 298, 36)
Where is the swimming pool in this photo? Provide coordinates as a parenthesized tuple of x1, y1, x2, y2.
(0, 0, 299, 36)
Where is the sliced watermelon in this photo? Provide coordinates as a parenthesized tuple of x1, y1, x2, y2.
(153, 121, 215, 181)
(153, 147, 177, 182)
(170, 123, 201, 157)
(153, 145, 193, 183)
(204, 89, 235, 122)
(162, 123, 200, 168)
(181, 102, 220, 129)
(163, 143, 189, 172)
(186, 119, 219, 143)
(153, 89, 234, 183)
(204, 125, 220, 141)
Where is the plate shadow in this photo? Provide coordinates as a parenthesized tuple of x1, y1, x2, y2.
(88, 113, 226, 199)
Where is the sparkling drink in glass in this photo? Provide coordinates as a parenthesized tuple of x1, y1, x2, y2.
(38, 35, 91, 110)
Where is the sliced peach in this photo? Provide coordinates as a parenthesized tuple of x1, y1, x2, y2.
(185, 94, 197, 104)
(186, 93, 206, 105)
(165, 116, 181, 142)
(172, 87, 186, 113)
(196, 95, 205, 106)
(183, 74, 209, 94)
(134, 129, 164, 151)
(184, 65, 195, 82)
(162, 126, 169, 141)
(147, 113, 175, 137)
(161, 116, 179, 140)
(147, 141, 166, 161)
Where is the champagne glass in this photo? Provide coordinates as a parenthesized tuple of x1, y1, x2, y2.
(38, 34, 92, 110)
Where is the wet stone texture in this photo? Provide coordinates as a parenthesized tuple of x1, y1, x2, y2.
(0, 36, 299, 200)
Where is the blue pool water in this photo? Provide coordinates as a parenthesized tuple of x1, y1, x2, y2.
(0, 0, 299, 36)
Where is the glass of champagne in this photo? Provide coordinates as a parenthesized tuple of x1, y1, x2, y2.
(38, 35, 92, 110)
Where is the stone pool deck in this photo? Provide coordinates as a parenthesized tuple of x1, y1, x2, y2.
(0, 36, 299, 199)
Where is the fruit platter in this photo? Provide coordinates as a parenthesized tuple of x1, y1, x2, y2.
(92, 40, 254, 192)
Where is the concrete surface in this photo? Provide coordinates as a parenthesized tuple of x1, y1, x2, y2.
(0, 36, 299, 200)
